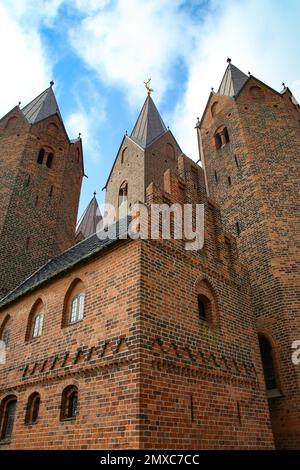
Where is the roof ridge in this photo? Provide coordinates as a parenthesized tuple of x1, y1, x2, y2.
(130, 95, 168, 148)
(21, 85, 63, 125)
(218, 62, 249, 97)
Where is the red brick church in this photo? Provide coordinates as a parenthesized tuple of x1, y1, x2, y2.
(0, 60, 299, 449)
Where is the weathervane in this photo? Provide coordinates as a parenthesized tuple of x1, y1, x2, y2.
(144, 78, 153, 96)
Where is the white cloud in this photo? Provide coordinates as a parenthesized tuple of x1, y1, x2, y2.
(71, 0, 111, 14)
(68, 0, 196, 107)
(0, 3, 53, 117)
(1, 0, 64, 26)
(65, 78, 106, 162)
(67, 0, 300, 161)
(171, 0, 300, 160)
(1, 0, 299, 166)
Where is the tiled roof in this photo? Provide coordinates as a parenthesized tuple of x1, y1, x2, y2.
(218, 63, 249, 97)
(21, 86, 63, 125)
(0, 218, 131, 310)
(130, 96, 168, 148)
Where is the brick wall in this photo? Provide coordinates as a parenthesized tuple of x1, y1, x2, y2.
(0, 151, 276, 449)
(0, 240, 141, 449)
(0, 110, 83, 298)
(105, 131, 181, 215)
(199, 78, 300, 449)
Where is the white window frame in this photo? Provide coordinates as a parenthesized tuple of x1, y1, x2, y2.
(32, 313, 44, 338)
(70, 293, 85, 324)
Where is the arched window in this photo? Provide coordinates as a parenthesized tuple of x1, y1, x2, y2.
(121, 147, 127, 164)
(0, 395, 17, 442)
(259, 335, 278, 393)
(0, 315, 11, 348)
(196, 279, 218, 325)
(214, 127, 230, 149)
(32, 313, 44, 338)
(223, 127, 230, 144)
(70, 293, 85, 324)
(118, 181, 128, 206)
(214, 132, 222, 150)
(211, 101, 218, 117)
(62, 279, 86, 327)
(25, 393, 40, 425)
(37, 148, 45, 164)
(46, 153, 54, 169)
(60, 386, 78, 420)
(2, 329, 11, 348)
(197, 295, 212, 322)
(25, 299, 44, 342)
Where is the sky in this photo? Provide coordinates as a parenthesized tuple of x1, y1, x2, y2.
(0, 0, 299, 217)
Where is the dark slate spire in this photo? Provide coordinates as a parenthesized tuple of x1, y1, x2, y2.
(218, 61, 249, 97)
(130, 96, 168, 148)
(21, 84, 63, 124)
(76, 193, 102, 241)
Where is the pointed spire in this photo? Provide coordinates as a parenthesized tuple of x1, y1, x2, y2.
(130, 96, 168, 149)
(21, 85, 62, 125)
(76, 193, 102, 240)
(218, 61, 249, 97)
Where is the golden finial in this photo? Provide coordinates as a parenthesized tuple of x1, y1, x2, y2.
(144, 78, 153, 96)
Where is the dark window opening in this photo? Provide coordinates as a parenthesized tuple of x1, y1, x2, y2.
(228, 176, 232, 186)
(214, 171, 218, 183)
(60, 386, 78, 420)
(35, 195, 39, 207)
(215, 127, 230, 150)
(236, 221, 241, 235)
(121, 147, 127, 164)
(0, 397, 17, 441)
(259, 335, 278, 391)
(46, 153, 54, 169)
(234, 156, 239, 168)
(190, 395, 194, 421)
(49, 186, 54, 198)
(214, 133, 222, 150)
(25, 393, 40, 425)
(118, 181, 128, 207)
(223, 127, 230, 143)
(37, 148, 45, 164)
(198, 295, 210, 322)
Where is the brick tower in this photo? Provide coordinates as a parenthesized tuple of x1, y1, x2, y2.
(0, 84, 83, 298)
(104, 94, 182, 215)
(198, 59, 300, 448)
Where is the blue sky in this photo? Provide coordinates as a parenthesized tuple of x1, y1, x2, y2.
(0, 0, 299, 217)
